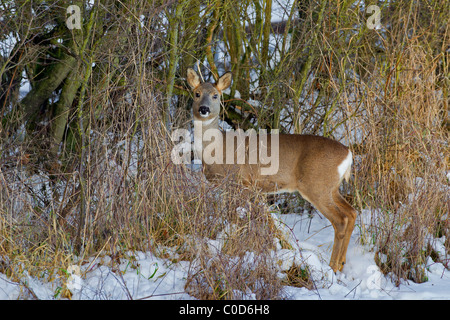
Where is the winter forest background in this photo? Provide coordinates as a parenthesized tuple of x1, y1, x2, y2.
(0, 0, 448, 299)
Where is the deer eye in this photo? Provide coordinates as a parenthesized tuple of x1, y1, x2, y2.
(212, 94, 218, 99)
(195, 92, 200, 98)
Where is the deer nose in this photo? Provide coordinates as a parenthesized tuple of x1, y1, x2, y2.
(198, 106, 210, 116)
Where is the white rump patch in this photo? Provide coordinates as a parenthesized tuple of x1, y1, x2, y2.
(337, 150, 352, 179)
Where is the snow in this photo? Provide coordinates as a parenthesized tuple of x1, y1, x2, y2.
(278, 210, 450, 300)
(280, 210, 450, 300)
(1, 0, 448, 302)
(1, 208, 449, 300)
(0, 251, 193, 300)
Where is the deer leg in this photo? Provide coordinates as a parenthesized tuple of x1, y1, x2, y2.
(304, 191, 356, 273)
(328, 214, 348, 272)
(333, 192, 357, 268)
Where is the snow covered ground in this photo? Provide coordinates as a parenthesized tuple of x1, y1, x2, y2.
(1, 209, 449, 300)
(2, 0, 448, 303)
(278, 210, 450, 300)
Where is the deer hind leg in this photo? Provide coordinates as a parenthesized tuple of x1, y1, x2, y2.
(333, 192, 357, 269)
(300, 189, 357, 272)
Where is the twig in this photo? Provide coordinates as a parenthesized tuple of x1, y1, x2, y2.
(136, 291, 187, 300)
(344, 280, 362, 298)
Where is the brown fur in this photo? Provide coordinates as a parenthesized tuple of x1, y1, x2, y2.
(187, 68, 357, 272)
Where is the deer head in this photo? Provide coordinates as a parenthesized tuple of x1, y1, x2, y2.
(187, 68, 232, 123)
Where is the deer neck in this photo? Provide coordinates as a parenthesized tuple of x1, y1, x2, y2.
(193, 116, 220, 162)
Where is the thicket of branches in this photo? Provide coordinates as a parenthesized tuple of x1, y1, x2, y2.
(0, 0, 448, 297)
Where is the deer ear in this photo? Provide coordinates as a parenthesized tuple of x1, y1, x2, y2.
(216, 72, 232, 92)
(187, 68, 201, 89)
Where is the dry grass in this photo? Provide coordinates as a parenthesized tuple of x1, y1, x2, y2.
(0, 0, 448, 300)
(0, 86, 291, 299)
(350, 41, 449, 284)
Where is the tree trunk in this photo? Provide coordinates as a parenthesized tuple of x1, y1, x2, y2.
(165, 1, 185, 128)
(50, 65, 81, 156)
(20, 53, 77, 124)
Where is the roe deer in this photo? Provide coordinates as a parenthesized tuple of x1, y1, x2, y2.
(187, 68, 357, 272)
